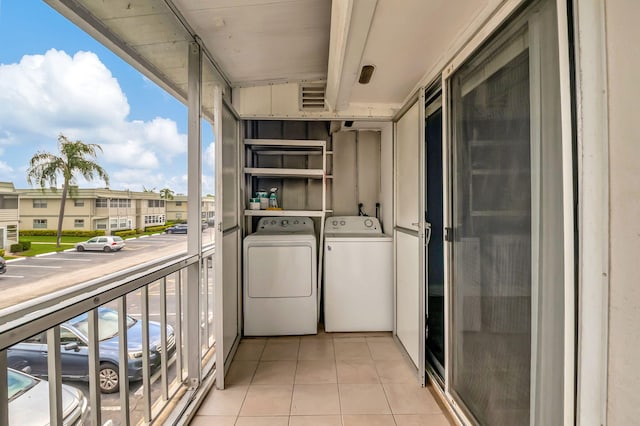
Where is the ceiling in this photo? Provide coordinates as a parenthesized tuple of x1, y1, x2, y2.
(45, 0, 492, 118)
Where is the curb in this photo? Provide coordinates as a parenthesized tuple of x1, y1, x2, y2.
(6, 257, 26, 263)
(35, 252, 57, 257)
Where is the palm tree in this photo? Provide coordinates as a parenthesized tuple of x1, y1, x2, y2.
(160, 187, 175, 200)
(27, 134, 109, 247)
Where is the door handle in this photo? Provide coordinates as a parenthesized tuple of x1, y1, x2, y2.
(425, 222, 432, 244)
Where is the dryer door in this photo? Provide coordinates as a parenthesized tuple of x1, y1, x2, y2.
(247, 244, 313, 297)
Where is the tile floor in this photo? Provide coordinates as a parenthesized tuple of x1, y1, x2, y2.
(191, 332, 451, 426)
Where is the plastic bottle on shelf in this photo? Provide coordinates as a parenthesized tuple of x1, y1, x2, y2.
(268, 188, 279, 209)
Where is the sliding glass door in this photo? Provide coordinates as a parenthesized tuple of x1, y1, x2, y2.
(447, 0, 568, 424)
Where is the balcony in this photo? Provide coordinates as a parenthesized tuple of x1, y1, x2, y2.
(0, 246, 451, 425)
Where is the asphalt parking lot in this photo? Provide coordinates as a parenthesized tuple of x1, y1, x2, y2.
(0, 229, 214, 309)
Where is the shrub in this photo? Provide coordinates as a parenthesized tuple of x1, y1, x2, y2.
(20, 230, 105, 237)
(114, 229, 137, 238)
(145, 225, 168, 233)
(0, 249, 5, 257)
(10, 243, 23, 253)
(19, 241, 32, 251)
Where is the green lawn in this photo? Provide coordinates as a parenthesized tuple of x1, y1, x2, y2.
(15, 244, 73, 257)
(19, 235, 88, 243)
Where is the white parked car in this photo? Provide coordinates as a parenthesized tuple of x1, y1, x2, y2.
(75, 236, 125, 252)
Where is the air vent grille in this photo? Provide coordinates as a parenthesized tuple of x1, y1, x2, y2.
(300, 84, 326, 111)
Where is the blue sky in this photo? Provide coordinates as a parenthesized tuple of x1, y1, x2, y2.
(0, 1, 214, 195)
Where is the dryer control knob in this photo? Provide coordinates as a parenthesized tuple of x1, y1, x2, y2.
(271, 220, 276, 225)
(332, 221, 338, 226)
(340, 220, 346, 226)
(364, 218, 374, 228)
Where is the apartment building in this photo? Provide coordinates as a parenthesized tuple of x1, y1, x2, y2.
(17, 187, 167, 234)
(165, 194, 188, 222)
(0, 182, 19, 250)
(165, 194, 215, 224)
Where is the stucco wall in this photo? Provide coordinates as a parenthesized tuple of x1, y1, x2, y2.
(605, 1, 640, 423)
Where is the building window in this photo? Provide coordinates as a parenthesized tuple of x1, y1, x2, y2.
(33, 199, 47, 208)
(148, 200, 164, 208)
(96, 221, 107, 230)
(96, 199, 108, 208)
(110, 219, 118, 229)
(109, 198, 131, 208)
(33, 219, 47, 229)
(0, 195, 18, 209)
(6, 225, 17, 240)
(74, 200, 84, 207)
(175, 201, 182, 207)
(74, 219, 84, 228)
(119, 219, 128, 228)
(144, 214, 165, 225)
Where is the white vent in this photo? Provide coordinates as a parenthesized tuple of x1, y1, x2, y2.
(299, 84, 326, 111)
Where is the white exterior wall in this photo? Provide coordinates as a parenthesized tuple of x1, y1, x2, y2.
(605, 1, 640, 423)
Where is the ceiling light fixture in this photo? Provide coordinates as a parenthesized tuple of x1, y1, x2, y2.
(358, 65, 375, 84)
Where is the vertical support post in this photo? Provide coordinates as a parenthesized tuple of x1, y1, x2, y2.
(0, 350, 8, 426)
(118, 296, 131, 426)
(213, 84, 225, 390)
(88, 309, 102, 425)
(186, 40, 203, 389)
(141, 286, 152, 422)
(47, 327, 63, 426)
(160, 277, 169, 400)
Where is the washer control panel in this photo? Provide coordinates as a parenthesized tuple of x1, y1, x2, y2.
(324, 216, 383, 234)
(256, 217, 315, 233)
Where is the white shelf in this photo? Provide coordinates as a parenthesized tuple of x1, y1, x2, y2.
(244, 209, 326, 217)
(245, 167, 324, 178)
(245, 139, 326, 148)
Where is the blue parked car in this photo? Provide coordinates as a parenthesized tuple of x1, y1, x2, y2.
(7, 307, 175, 393)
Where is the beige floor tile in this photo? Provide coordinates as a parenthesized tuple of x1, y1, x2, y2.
(367, 341, 405, 361)
(336, 359, 379, 384)
(394, 414, 453, 426)
(226, 361, 259, 385)
(338, 384, 391, 414)
(298, 338, 335, 360)
(290, 384, 341, 415)
(235, 341, 267, 361)
(190, 415, 237, 426)
(240, 385, 293, 416)
(332, 336, 367, 343)
(288, 415, 342, 426)
(295, 360, 337, 384)
(197, 385, 248, 416)
(382, 384, 442, 414)
(252, 361, 297, 385)
(374, 360, 417, 384)
(235, 416, 290, 426)
(342, 414, 396, 425)
(334, 341, 372, 360)
(261, 340, 300, 361)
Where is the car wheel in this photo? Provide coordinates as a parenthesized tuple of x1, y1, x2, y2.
(76, 246, 85, 252)
(103, 246, 112, 253)
(99, 363, 119, 394)
(167, 230, 173, 234)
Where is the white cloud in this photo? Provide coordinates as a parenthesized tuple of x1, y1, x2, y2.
(0, 161, 14, 178)
(0, 49, 129, 135)
(0, 49, 188, 188)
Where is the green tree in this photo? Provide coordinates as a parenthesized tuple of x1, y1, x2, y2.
(160, 187, 175, 200)
(27, 134, 109, 247)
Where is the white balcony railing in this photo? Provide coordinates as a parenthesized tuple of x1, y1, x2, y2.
(0, 245, 216, 425)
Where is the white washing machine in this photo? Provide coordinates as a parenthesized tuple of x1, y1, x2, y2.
(324, 216, 393, 332)
(243, 217, 317, 336)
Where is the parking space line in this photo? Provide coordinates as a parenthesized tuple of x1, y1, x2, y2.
(49, 258, 93, 262)
(2, 275, 24, 278)
(9, 265, 62, 269)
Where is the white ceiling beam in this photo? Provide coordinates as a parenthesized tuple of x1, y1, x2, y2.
(325, 0, 378, 112)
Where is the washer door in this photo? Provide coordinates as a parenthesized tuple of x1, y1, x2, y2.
(247, 244, 313, 297)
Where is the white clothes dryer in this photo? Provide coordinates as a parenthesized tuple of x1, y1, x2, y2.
(324, 216, 393, 332)
(243, 217, 317, 336)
